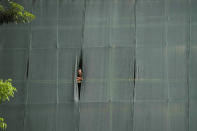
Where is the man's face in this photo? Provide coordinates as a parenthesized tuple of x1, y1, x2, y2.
(78, 69, 82, 76)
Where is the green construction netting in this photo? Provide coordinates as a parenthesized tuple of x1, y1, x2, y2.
(0, 0, 197, 131)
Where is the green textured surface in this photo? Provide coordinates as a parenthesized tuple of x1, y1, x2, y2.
(0, 0, 196, 131)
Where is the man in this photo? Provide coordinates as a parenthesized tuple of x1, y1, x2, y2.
(77, 68, 82, 99)
(77, 68, 82, 83)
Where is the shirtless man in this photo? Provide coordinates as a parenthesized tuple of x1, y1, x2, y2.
(77, 68, 82, 99)
(77, 68, 82, 83)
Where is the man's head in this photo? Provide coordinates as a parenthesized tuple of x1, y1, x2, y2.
(78, 69, 82, 77)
